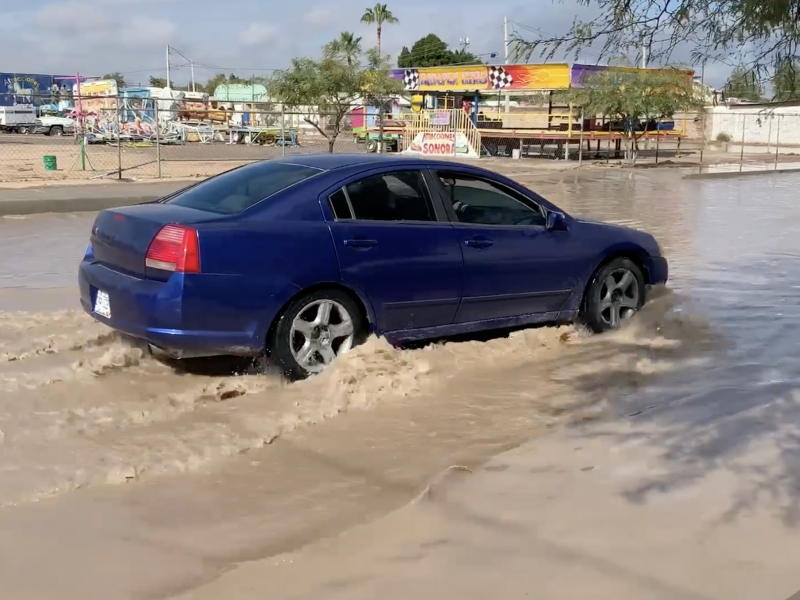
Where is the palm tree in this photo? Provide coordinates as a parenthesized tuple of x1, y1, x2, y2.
(360, 3, 398, 57)
(325, 31, 363, 66)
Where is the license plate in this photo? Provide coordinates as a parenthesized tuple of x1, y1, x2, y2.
(94, 290, 111, 318)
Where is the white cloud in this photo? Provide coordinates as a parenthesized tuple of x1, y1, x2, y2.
(32, 4, 173, 47)
(0, 0, 733, 88)
(34, 2, 106, 31)
(239, 22, 277, 46)
(303, 8, 334, 28)
(124, 17, 176, 48)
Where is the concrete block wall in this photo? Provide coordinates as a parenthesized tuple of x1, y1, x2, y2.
(708, 106, 800, 146)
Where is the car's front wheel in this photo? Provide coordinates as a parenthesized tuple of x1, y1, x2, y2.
(270, 289, 368, 379)
(581, 257, 645, 333)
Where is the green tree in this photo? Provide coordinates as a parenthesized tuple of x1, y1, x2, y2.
(560, 67, 705, 164)
(360, 3, 398, 57)
(397, 34, 482, 68)
(325, 32, 363, 66)
(102, 72, 127, 90)
(450, 48, 482, 65)
(148, 76, 173, 88)
(361, 48, 403, 149)
(773, 58, 800, 101)
(269, 37, 402, 152)
(509, 0, 800, 85)
(203, 73, 228, 95)
(724, 66, 764, 102)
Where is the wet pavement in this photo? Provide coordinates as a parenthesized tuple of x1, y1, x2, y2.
(1, 170, 799, 599)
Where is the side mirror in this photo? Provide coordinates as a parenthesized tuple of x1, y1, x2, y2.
(546, 211, 567, 231)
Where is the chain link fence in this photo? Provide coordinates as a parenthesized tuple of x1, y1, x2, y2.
(2, 96, 800, 183)
(0, 95, 369, 183)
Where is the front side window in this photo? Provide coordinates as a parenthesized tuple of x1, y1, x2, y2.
(345, 171, 435, 222)
(165, 161, 321, 214)
(436, 172, 546, 227)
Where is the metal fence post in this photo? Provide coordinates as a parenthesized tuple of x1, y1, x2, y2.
(154, 101, 162, 178)
(767, 115, 773, 154)
(116, 95, 122, 180)
(281, 106, 286, 157)
(775, 115, 781, 169)
(453, 111, 457, 158)
(699, 113, 705, 168)
(378, 102, 384, 154)
(578, 108, 584, 166)
(739, 114, 746, 172)
(655, 121, 660, 165)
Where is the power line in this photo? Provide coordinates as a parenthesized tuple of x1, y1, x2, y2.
(111, 31, 507, 84)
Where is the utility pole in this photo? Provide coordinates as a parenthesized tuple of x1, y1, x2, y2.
(165, 44, 171, 89)
(190, 62, 195, 93)
(503, 16, 510, 113)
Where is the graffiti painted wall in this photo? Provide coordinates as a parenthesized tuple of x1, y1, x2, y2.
(68, 79, 158, 137)
(0, 73, 71, 106)
(569, 64, 694, 87)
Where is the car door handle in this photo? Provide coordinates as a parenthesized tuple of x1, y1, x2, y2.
(343, 238, 378, 248)
(464, 238, 493, 249)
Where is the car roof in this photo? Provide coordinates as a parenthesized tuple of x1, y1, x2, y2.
(271, 153, 481, 172)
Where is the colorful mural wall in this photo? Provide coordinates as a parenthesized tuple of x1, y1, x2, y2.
(0, 73, 72, 107)
(390, 64, 694, 92)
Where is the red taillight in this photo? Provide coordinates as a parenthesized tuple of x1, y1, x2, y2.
(145, 224, 200, 273)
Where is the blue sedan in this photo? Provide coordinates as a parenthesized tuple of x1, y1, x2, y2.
(78, 154, 668, 378)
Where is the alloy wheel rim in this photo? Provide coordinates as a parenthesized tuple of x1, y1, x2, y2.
(598, 268, 640, 328)
(289, 299, 355, 373)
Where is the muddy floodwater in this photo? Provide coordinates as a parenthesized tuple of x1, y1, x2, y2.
(2, 170, 800, 600)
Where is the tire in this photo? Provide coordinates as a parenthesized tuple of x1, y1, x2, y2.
(365, 138, 378, 153)
(49, 126, 64, 137)
(581, 257, 645, 333)
(269, 288, 368, 380)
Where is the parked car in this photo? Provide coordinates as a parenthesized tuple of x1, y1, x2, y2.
(78, 154, 668, 378)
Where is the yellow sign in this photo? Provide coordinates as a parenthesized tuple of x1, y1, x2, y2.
(79, 79, 118, 97)
(500, 65, 570, 90)
(402, 64, 572, 91)
(416, 67, 490, 91)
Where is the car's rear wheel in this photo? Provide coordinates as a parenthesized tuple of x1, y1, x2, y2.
(581, 257, 645, 333)
(270, 289, 368, 379)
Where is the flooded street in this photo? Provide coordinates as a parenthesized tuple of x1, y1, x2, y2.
(1, 170, 799, 599)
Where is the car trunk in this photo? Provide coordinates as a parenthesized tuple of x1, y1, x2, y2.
(90, 203, 222, 278)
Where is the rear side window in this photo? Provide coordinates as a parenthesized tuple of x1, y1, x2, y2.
(328, 189, 352, 219)
(344, 170, 435, 222)
(165, 162, 321, 214)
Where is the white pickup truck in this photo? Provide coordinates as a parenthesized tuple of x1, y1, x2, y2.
(0, 106, 38, 133)
(34, 114, 76, 136)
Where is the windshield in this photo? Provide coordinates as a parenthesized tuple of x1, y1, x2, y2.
(164, 161, 322, 214)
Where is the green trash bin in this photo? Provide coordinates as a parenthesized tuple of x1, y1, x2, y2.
(43, 155, 57, 171)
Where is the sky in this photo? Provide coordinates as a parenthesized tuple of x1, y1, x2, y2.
(0, 0, 732, 89)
